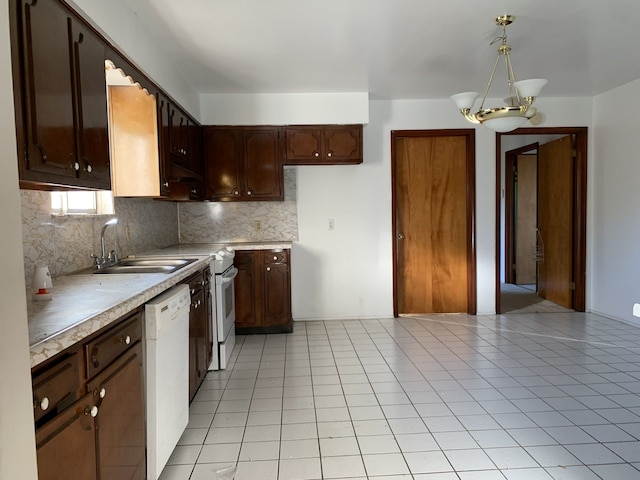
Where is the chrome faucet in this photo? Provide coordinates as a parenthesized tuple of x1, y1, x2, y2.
(92, 218, 119, 269)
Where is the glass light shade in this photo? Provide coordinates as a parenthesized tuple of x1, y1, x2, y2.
(450, 92, 479, 110)
(482, 115, 529, 132)
(514, 79, 547, 98)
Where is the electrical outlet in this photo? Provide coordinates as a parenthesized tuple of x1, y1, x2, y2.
(328, 219, 335, 230)
(633, 303, 640, 318)
(125, 226, 131, 241)
(255, 221, 262, 231)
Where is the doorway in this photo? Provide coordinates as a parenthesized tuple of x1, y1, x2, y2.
(496, 127, 588, 314)
(392, 129, 476, 316)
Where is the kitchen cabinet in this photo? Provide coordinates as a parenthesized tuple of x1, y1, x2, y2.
(184, 268, 212, 401)
(284, 125, 363, 165)
(10, 0, 111, 190)
(235, 249, 293, 334)
(31, 308, 145, 480)
(204, 126, 284, 201)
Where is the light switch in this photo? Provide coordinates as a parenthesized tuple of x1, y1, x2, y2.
(633, 303, 640, 318)
(328, 219, 335, 230)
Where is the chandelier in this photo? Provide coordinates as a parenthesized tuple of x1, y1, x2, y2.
(450, 15, 547, 132)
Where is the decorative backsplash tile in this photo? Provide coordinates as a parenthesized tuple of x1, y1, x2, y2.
(179, 167, 299, 243)
(21, 168, 298, 287)
(20, 191, 179, 287)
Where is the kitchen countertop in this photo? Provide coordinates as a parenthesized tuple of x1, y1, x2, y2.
(27, 242, 292, 368)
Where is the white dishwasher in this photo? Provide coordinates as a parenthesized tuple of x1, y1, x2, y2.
(144, 284, 191, 480)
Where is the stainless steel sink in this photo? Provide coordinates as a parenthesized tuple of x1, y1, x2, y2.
(75, 257, 198, 275)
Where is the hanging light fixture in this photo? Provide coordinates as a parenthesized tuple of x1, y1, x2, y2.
(450, 15, 547, 132)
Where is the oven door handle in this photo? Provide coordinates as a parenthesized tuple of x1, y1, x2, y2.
(221, 267, 238, 283)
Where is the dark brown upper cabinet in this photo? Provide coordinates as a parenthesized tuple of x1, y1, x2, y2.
(284, 125, 363, 165)
(11, 0, 110, 189)
(204, 126, 284, 201)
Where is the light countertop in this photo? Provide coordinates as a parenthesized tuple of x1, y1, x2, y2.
(28, 241, 292, 368)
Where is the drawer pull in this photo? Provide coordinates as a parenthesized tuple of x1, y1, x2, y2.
(122, 335, 131, 345)
(273, 255, 278, 261)
(85, 405, 99, 418)
(39, 396, 50, 411)
(266, 266, 271, 272)
(95, 387, 106, 399)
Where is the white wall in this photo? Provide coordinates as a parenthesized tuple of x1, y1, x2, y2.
(592, 79, 640, 325)
(0, 0, 38, 477)
(200, 94, 594, 319)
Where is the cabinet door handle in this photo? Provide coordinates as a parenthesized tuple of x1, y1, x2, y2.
(273, 255, 278, 261)
(73, 161, 80, 171)
(327, 151, 333, 158)
(314, 151, 320, 157)
(94, 387, 106, 399)
(122, 335, 131, 345)
(85, 405, 99, 418)
(84, 162, 93, 173)
(246, 190, 253, 196)
(397, 233, 405, 240)
(39, 396, 50, 411)
(233, 189, 240, 196)
(163, 181, 170, 188)
(266, 266, 271, 272)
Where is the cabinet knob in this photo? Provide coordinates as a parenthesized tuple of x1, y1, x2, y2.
(233, 189, 240, 196)
(273, 255, 278, 261)
(397, 233, 405, 240)
(73, 162, 80, 171)
(39, 396, 50, 411)
(99, 387, 106, 399)
(246, 190, 253, 196)
(191, 189, 197, 194)
(314, 152, 320, 157)
(86, 164, 93, 173)
(327, 151, 333, 158)
(122, 335, 131, 345)
(266, 266, 271, 272)
(85, 405, 99, 418)
(163, 181, 170, 188)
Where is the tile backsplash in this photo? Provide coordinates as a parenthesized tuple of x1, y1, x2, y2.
(21, 191, 179, 287)
(21, 168, 299, 287)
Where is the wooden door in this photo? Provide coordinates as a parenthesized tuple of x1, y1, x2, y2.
(234, 251, 259, 328)
(204, 127, 242, 199)
(537, 136, 574, 308)
(71, 19, 110, 188)
(243, 128, 283, 199)
(515, 154, 537, 284)
(35, 392, 98, 480)
(393, 130, 476, 314)
(262, 251, 291, 327)
(88, 343, 145, 480)
(19, 0, 78, 181)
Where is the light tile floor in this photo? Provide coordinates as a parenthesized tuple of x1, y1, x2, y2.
(159, 312, 640, 480)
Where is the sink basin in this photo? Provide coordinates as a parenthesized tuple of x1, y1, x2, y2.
(75, 257, 198, 275)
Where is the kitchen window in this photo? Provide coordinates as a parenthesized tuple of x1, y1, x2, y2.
(51, 191, 115, 216)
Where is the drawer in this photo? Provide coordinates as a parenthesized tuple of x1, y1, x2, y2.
(32, 352, 82, 422)
(263, 250, 288, 265)
(184, 270, 207, 295)
(85, 311, 142, 379)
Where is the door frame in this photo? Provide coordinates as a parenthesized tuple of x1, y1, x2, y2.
(392, 129, 477, 317)
(504, 142, 539, 284)
(495, 127, 588, 314)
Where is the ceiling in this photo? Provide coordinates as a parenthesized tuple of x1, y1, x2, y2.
(121, 0, 640, 100)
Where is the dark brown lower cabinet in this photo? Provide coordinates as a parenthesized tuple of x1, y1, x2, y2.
(87, 343, 145, 480)
(185, 268, 212, 401)
(32, 309, 145, 480)
(35, 391, 98, 480)
(235, 249, 292, 334)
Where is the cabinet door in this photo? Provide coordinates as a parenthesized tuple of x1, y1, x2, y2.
(18, 0, 78, 183)
(324, 125, 363, 164)
(87, 342, 145, 480)
(156, 93, 172, 195)
(71, 19, 110, 188)
(284, 127, 323, 163)
(35, 392, 98, 480)
(243, 128, 283, 200)
(204, 128, 242, 199)
(188, 122, 202, 175)
(262, 251, 292, 328)
(189, 287, 206, 401)
(234, 251, 259, 329)
(169, 105, 189, 165)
